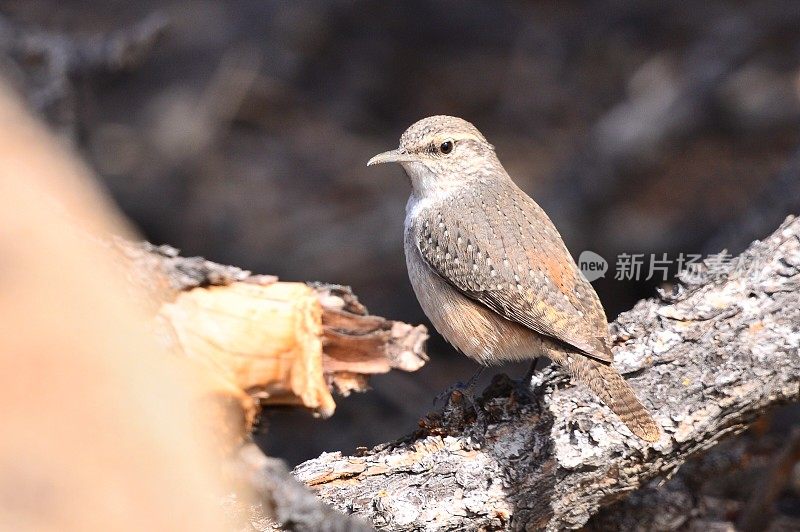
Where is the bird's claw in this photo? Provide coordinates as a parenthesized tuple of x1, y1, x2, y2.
(433, 381, 469, 406)
(434, 379, 487, 437)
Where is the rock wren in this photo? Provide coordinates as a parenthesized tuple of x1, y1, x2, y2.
(368, 115, 660, 442)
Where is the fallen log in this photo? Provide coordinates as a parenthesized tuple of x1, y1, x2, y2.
(294, 216, 800, 531)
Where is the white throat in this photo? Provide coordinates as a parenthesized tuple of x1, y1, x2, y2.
(400, 161, 463, 198)
(404, 183, 456, 232)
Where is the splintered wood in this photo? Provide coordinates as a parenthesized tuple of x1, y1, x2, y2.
(161, 281, 334, 419)
(315, 283, 429, 395)
(120, 241, 429, 442)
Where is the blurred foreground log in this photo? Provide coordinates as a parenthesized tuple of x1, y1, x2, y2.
(0, 79, 418, 531)
(0, 80, 230, 531)
(116, 240, 429, 449)
(294, 217, 800, 531)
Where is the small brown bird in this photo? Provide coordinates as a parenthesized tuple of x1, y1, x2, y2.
(368, 115, 660, 442)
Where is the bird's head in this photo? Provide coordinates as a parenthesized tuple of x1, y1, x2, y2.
(368, 115, 501, 196)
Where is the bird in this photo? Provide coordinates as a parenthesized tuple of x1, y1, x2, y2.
(367, 115, 660, 442)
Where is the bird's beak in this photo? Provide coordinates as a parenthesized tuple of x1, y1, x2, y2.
(367, 148, 416, 166)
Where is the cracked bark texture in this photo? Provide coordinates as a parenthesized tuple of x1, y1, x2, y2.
(293, 216, 800, 531)
(586, 425, 800, 531)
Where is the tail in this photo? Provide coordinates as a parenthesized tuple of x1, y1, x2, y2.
(549, 349, 661, 442)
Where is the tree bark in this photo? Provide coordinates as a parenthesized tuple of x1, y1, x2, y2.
(586, 425, 800, 531)
(293, 216, 800, 531)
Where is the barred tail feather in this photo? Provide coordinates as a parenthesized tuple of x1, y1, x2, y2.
(550, 349, 661, 442)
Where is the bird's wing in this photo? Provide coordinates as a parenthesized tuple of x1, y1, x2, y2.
(413, 182, 612, 362)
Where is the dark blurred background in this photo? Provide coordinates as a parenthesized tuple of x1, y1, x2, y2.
(2, 0, 799, 471)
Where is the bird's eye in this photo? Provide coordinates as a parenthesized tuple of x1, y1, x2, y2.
(439, 140, 454, 155)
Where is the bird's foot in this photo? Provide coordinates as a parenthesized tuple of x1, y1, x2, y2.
(433, 381, 471, 406)
(434, 369, 487, 443)
(433, 368, 484, 406)
(441, 388, 487, 447)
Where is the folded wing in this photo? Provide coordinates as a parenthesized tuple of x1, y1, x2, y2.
(413, 181, 613, 363)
